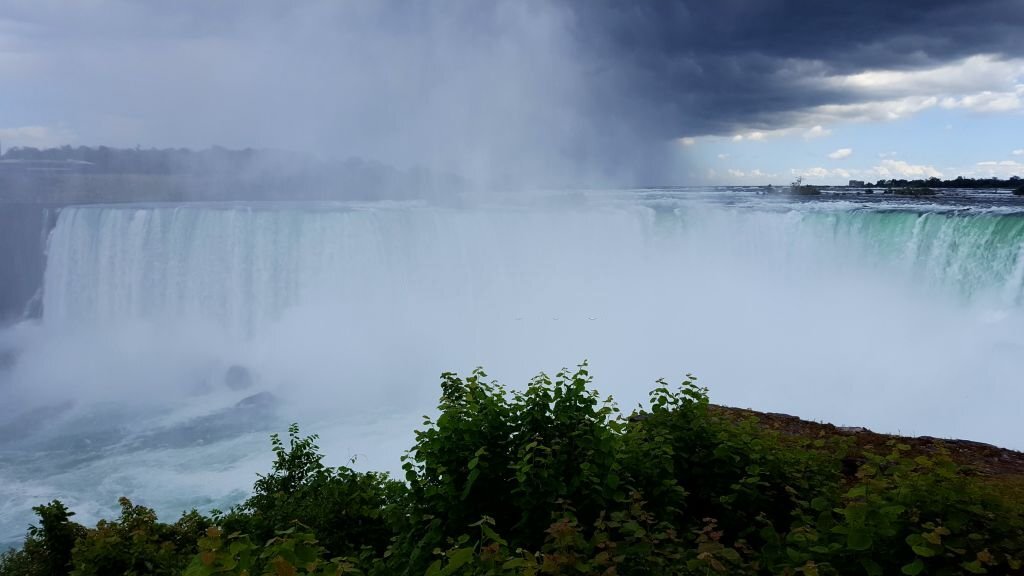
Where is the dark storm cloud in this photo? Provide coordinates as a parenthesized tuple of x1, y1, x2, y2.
(568, 0, 1024, 137)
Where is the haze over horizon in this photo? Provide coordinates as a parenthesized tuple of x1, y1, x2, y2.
(1, 0, 1022, 186)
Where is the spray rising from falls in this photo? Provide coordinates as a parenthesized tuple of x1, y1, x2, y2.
(2, 194, 1023, 544)
(28, 198, 1024, 421)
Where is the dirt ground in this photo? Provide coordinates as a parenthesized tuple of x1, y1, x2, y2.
(710, 405, 1024, 480)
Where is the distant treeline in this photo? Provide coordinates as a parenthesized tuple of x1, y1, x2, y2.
(872, 175, 1022, 189)
(1, 145, 274, 175)
(0, 146, 466, 204)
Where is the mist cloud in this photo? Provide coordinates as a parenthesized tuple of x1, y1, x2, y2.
(2, 1, 635, 186)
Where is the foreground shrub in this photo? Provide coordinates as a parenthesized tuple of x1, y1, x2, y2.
(0, 501, 86, 576)
(3, 364, 1023, 576)
(183, 525, 364, 576)
(396, 363, 625, 568)
(773, 444, 1024, 575)
(69, 498, 208, 576)
(216, 424, 405, 559)
(622, 378, 847, 545)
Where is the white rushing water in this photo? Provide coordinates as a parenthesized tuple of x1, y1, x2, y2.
(1, 190, 1023, 545)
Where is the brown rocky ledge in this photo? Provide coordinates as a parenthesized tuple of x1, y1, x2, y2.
(709, 405, 1024, 481)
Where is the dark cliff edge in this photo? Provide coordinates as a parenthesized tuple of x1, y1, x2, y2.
(0, 204, 58, 323)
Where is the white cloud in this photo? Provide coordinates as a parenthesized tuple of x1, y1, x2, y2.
(977, 160, 1022, 167)
(974, 159, 1024, 177)
(809, 56, 1024, 122)
(801, 167, 830, 178)
(715, 55, 1024, 138)
(828, 148, 853, 160)
(718, 167, 777, 182)
(0, 125, 76, 149)
(679, 137, 696, 146)
(808, 95, 940, 124)
(789, 166, 852, 181)
(1013, 149, 1024, 156)
(871, 159, 943, 179)
(717, 153, 729, 160)
(941, 90, 1022, 113)
(803, 125, 831, 139)
(825, 55, 1023, 96)
(731, 131, 770, 142)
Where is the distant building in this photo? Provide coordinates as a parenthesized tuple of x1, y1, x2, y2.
(848, 179, 866, 187)
(0, 159, 95, 174)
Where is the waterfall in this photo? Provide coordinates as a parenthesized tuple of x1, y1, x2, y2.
(31, 197, 1024, 441)
(42, 202, 1024, 336)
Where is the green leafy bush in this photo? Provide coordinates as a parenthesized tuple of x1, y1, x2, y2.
(183, 525, 364, 576)
(396, 364, 625, 569)
(622, 378, 848, 553)
(217, 424, 404, 559)
(775, 444, 1024, 575)
(3, 365, 1023, 576)
(69, 497, 208, 576)
(0, 501, 86, 576)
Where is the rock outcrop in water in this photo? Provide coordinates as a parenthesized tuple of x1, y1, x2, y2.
(224, 365, 254, 391)
(885, 186, 937, 197)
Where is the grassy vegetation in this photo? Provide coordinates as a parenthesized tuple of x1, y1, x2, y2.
(2, 364, 1022, 575)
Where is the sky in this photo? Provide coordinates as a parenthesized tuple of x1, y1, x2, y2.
(0, 0, 1022, 186)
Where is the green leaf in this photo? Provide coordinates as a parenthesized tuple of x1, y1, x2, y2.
(460, 469, 480, 500)
(962, 560, 987, 574)
(480, 524, 506, 546)
(446, 547, 475, 573)
(845, 485, 867, 499)
(846, 528, 872, 551)
(860, 558, 883, 576)
(880, 505, 906, 518)
(901, 559, 924, 575)
(912, 545, 936, 558)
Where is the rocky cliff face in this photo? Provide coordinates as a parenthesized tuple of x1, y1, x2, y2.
(0, 204, 57, 322)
